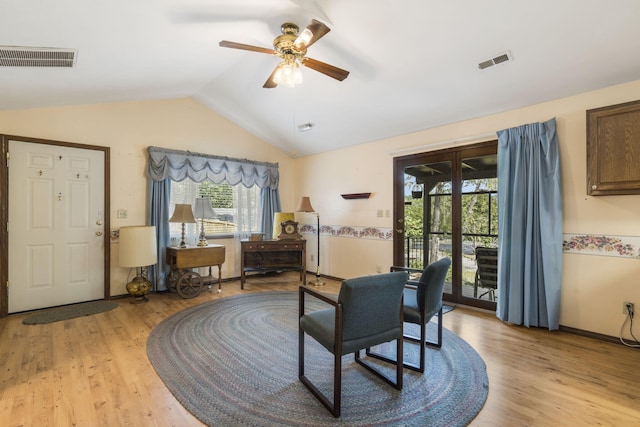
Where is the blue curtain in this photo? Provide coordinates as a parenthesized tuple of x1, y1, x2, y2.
(496, 117, 563, 330)
(260, 187, 281, 240)
(147, 178, 172, 291)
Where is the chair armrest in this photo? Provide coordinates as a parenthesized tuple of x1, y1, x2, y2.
(299, 285, 338, 307)
(299, 286, 339, 320)
(391, 266, 422, 289)
(390, 266, 422, 274)
(405, 280, 420, 290)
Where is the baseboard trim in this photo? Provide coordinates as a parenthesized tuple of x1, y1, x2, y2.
(558, 325, 621, 345)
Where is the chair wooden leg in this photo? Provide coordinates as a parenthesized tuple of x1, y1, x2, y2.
(396, 332, 403, 389)
(387, 307, 443, 373)
(299, 298, 343, 418)
(334, 352, 341, 416)
(357, 338, 403, 390)
(298, 323, 304, 378)
(299, 334, 342, 417)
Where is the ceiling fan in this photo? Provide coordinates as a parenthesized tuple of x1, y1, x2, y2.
(219, 19, 350, 88)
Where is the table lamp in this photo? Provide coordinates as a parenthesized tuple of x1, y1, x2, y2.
(193, 197, 217, 246)
(296, 196, 324, 286)
(169, 204, 196, 248)
(119, 225, 157, 303)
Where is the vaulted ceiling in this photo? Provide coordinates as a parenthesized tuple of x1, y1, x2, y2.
(2, 0, 640, 156)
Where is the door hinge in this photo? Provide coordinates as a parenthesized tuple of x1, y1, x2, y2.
(5, 151, 8, 167)
(6, 280, 8, 288)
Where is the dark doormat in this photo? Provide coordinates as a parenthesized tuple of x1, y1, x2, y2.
(22, 300, 118, 325)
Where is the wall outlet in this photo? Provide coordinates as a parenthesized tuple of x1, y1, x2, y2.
(623, 301, 634, 317)
(310, 254, 314, 262)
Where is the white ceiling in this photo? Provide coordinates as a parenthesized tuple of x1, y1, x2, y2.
(2, 0, 640, 157)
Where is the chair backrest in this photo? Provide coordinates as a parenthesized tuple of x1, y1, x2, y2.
(338, 271, 407, 343)
(475, 247, 498, 289)
(417, 257, 451, 316)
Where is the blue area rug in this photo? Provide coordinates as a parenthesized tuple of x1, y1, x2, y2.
(147, 291, 488, 426)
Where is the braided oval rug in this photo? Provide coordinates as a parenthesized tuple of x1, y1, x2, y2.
(147, 291, 488, 426)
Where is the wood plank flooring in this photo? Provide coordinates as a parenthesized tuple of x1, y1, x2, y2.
(1, 272, 639, 426)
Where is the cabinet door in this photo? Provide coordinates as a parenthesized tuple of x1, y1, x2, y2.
(587, 99, 640, 195)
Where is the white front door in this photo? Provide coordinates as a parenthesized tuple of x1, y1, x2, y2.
(8, 141, 105, 313)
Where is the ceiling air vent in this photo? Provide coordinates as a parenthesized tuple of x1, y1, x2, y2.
(0, 46, 77, 68)
(478, 50, 513, 70)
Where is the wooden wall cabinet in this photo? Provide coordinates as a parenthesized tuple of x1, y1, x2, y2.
(587, 99, 640, 195)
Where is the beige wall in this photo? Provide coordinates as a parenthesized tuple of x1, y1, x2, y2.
(295, 79, 640, 337)
(0, 98, 296, 296)
(2, 81, 640, 337)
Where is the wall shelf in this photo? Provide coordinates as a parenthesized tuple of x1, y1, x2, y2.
(341, 193, 371, 200)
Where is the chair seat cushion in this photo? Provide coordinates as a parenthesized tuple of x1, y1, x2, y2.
(300, 308, 402, 355)
(300, 308, 336, 353)
(403, 287, 442, 325)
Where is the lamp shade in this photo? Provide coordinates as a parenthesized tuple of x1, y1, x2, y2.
(193, 197, 216, 219)
(272, 212, 295, 239)
(119, 226, 158, 268)
(296, 196, 315, 213)
(169, 204, 196, 223)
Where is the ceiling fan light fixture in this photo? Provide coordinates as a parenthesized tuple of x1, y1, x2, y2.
(294, 28, 313, 48)
(273, 61, 302, 88)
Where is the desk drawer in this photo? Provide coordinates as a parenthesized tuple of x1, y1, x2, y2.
(242, 242, 304, 251)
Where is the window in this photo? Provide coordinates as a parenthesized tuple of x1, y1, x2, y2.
(170, 179, 261, 241)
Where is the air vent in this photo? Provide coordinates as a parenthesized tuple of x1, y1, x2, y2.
(478, 50, 513, 70)
(0, 46, 77, 68)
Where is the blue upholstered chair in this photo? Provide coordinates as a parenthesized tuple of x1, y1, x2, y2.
(371, 257, 451, 373)
(298, 271, 408, 417)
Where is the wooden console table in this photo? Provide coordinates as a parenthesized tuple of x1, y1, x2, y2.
(240, 240, 306, 289)
(166, 244, 225, 298)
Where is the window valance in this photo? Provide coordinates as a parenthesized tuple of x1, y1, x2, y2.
(146, 146, 279, 189)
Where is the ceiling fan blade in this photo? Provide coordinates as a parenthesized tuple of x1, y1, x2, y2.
(294, 19, 331, 49)
(219, 40, 276, 55)
(263, 66, 279, 89)
(302, 57, 350, 81)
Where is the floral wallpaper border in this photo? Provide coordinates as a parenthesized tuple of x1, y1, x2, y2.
(112, 228, 638, 257)
(300, 224, 393, 240)
(562, 233, 640, 259)
(110, 225, 394, 242)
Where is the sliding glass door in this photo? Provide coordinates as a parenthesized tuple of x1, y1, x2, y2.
(393, 141, 498, 309)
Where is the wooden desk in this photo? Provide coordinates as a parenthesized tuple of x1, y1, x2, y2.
(240, 240, 306, 289)
(166, 245, 225, 298)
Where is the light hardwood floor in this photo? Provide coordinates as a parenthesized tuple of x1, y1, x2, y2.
(1, 272, 639, 426)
